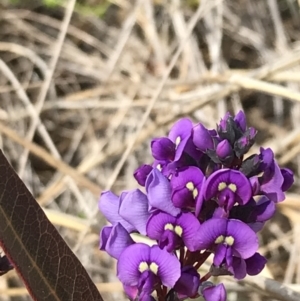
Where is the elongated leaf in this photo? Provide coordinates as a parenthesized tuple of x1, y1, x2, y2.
(0, 150, 104, 301)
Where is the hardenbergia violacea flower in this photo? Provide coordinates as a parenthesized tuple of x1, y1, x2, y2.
(98, 111, 294, 301)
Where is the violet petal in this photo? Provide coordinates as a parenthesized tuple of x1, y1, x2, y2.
(230, 257, 247, 280)
(146, 168, 181, 216)
(176, 213, 202, 251)
(202, 283, 227, 301)
(245, 252, 267, 276)
(281, 168, 294, 191)
(103, 223, 135, 259)
(149, 245, 181, 287)
(227, 219, 258, 259)
(119, 189, 150, 235)
(204, 169, 252, 206)
(117, 243, 151, 286)
(234, 110, 247, 132)
(192, 123, 214, 151)
(134, 164, 153, 186)
(146, 211, 176, 240)
(174, 266, 200, 298)
(98, 191, 134, 232)
(151, 137, 175, 161)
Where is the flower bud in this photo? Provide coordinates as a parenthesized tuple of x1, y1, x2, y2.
(216, 139, 233, 161)
(234, 110, 247, 132)
(192, 123, 214, 151)
(134, 164, 153, 186)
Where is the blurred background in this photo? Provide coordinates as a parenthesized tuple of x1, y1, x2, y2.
(0, 0, 300, 300)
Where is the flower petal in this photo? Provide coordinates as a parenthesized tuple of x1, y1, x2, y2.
(214, 244, 227, 266)
(151, 137, 175, 161)
(168, 118, 193, 143)
(168, 118, 193, 161)
(117, 243, 151, 286)
(146, 211, 176, 240)
(194, 218, 227, 251)
(134, 164, 153, 186)
(174, 266, 200, 298)
(104, 223, 134, 259)
(171, 166, 205, 209)
(146, 168, 181, 216)
(99, 226, 112, 251)
(98, 191, 134, 232)
(192, 123, 214, 151)
(119, 189, 150, 235)
(281, 168, 294, 191)
(230, 257, 247, 280)
(245, 253, 267, 276)
(149, 245, 181, 287)
(202, 283, 227, 301)
(250, 196, 275, 222)
(204, 169, 252, 206)
(177, 213, 201, 251)
(260, 159, 285, 202)
(227, 219, 258, 259)
(234, 110, 247, 132)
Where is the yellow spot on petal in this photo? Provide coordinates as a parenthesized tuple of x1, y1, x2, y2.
(225, 236, 235, 246)
(150, 262, 159, 275)
(174, 225, 183, 237)
(193, 188, 198, 199)
(218, 182, 227, 191)
(175, 136, 181, 148)
(228, 183, 237, 192)
(186, 182, 195, 191)
(164, 223, 174, 231)
(215, 235, 224, 244)
(139, 261, 149, 273)
(156, 164, 162, 171)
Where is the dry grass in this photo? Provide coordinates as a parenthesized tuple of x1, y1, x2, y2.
(0, 0, 300, 300)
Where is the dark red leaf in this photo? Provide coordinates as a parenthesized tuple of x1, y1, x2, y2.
(0, 150, 104, 301)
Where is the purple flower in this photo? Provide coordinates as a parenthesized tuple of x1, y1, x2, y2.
(134, 164, 153, 186)
(195, 218, 258, 266)
(234, 110, 247, 132)
(99, 223, 134, 259)
(216, 139, 233, 161)
(98, 191, 135, 232)
(170, 166, 205, 209)
(119, 189, 150, 235)
(204, 169, 252, 210)
(168, 118, 193, 161)
(192, 123, 214, 151)
(234, 127, 257, 157)
(117, 243, 181, 295)
(230, 196, 276, 224)
(245, 252, 267, 276)
(97, 110, 295, 301)
(151, 138, 176, 162)
(259, 148, 285, 202)
(99, 189, 150, 235)
(201, 283, 227, 301)
(146, 211, 201, 252)
(228, 252, 267, 279)
(174, 266, 200, 298)
(123, 284, 157, 301)
(146, 168, 181, 216)
(217, 113, 239, 144)
(281, 168, 294, 191)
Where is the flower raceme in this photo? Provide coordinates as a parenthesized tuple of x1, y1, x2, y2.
(98, 111, 294, 301)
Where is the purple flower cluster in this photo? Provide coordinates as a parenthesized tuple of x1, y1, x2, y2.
(98, 111, 294, 301)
